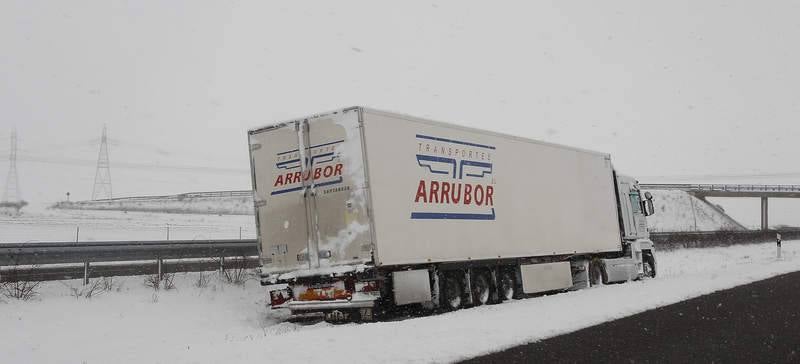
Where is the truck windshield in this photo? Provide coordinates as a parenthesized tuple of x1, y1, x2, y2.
(629, 193, 642, 213)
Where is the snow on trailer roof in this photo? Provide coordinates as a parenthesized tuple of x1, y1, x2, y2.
(248, 106, 613, 160)
(247, 106, 361, 135)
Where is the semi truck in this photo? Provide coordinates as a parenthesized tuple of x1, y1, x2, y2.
(249, 106, 656, 321)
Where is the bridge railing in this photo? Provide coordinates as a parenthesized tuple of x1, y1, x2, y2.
(640, 184, 800, 193)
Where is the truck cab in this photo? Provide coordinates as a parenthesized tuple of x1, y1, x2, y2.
(592, 174, 657, 284)
(616, 174, 654, 241)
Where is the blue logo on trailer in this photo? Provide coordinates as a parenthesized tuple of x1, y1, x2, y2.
(271, 140, 345, 195)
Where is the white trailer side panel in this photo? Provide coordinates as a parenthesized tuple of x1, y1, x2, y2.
(361, 109, 622, 266)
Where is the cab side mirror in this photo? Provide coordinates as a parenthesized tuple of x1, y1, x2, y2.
(644, 199, 655, 216)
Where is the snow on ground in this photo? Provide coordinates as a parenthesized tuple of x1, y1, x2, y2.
(0, 202, 256, 243)
(643, 189, 745, 232)
(51, 191, 254, 216)
(2, 241, 799, 364)
(0, 187, 749, 245)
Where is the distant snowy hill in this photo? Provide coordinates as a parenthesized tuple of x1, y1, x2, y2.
(52, 190, 254, 216)
(644, 189, 745, 232)
(49, 187, 746, 233)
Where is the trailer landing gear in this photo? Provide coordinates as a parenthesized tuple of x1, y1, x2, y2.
(443, 274, 463, 310)
(471, 271, 491, 306)
(589, 260, 607, 287)
(498, 270, 516, 301)
(643, 253, 656, 279)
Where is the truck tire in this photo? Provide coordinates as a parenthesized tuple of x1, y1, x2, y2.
(643, 253, 656, 278)
(498, 270, 516, 301)
(443, 274, 463, 310)
(471, 271, 491, 306)
(589, 259, 607, 286)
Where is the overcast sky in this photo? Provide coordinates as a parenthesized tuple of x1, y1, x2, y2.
(2, 1, 799, 212)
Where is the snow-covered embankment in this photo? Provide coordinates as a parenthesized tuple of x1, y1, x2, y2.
(2, 241, 799, 363)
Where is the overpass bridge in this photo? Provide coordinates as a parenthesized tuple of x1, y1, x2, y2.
(640, 184, 800, 231)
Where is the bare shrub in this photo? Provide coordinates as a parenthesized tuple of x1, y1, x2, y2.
(1, 280, 41, 301)
(194, 272, 211, 288)
(67, 277, 114, 299)
(221, 256, 253, 286)
(144, 275, 161, 290)
(101, 277, 114, 291)
(144, 273, 176, 291)
(163, 273, 176, 290)
(0, 266, 42, 301)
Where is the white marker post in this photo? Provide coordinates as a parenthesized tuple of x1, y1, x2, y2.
(777, 233, 782, 260)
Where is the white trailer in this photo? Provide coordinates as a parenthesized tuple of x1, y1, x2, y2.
(249, 107, 656, 321)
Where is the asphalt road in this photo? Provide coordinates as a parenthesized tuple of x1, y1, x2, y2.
(463, 271, 800, 363)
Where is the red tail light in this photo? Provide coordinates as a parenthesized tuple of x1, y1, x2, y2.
(356, 280, 380, 293)
(270, 288, 291, 307)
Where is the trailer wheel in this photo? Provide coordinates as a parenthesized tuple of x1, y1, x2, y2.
(471, 271, 491, 306)
(443, 274, 463, 310)
(589, 260, 607, 286)
(643, 253, 656, 278)
(498, 270, 516, 301)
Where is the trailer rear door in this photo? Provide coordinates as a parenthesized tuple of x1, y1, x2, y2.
(249, 108, 373, 274)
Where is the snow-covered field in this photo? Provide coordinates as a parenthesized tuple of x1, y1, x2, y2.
(0, 203, 256, 243)
(0, 188, 743, 246)
(2, 241, 798, 364)
(52, 191, 254, 216)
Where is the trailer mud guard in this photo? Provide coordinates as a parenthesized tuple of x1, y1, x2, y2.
(393, 269, 432, 306)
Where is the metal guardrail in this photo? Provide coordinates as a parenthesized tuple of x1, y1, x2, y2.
(0, 239, 258, 266)
(2, 230, 797, 282)
(1, 239, 259, 283)
(650, 230, 800, 250)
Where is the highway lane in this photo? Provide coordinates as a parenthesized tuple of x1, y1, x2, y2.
(463, 271, 800, 363)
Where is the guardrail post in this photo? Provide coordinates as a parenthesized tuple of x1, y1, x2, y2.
(219, 256, 225, 274)
(157, 258, 163, 281)
(83, 261, 89, 285)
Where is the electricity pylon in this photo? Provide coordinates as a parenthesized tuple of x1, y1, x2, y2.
(91, 125, 113, 200)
